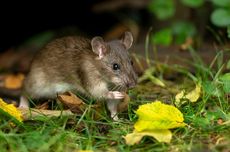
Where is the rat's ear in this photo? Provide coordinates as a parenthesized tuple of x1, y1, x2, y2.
(121, 31, 133, 50)
(91, 36, 107, 59)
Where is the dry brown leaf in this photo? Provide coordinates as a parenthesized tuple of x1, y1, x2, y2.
(58, 91, 130, 119)
(18, 108, 74, 120)
(4, 73, 25, 89)
(217, 118, 224, 125)
(35, 101, 50, 110)
(180, 37, 193, 51)
(57, 91, 86, 114)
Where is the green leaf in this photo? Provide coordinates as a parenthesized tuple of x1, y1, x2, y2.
(192, 109, 228, 129)
(206, 110, 228, 121)
(219, 73, 230, 93)
(211, 8, 230, 27)
(211, 0, 230, 7)
(219, 73, 230, 82)
(172, 21, 196, 44)
(172, 21, 196, 36)
(193, 116, 211, 129)
(227, 26, 230, 38)
(227, 60, 230, 69)
(202, 81, 222, 96)
(181, 0, 204, 8)
(148, 0, 175, 20)
(151, 28, 172, 46)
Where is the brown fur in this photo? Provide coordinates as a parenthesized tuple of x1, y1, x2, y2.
(21, 32, 137, 120)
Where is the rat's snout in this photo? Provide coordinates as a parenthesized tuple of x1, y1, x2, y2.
(126, 79, 137, 89)
(126, 71, 138, 89)
(126, 82, 136, 88)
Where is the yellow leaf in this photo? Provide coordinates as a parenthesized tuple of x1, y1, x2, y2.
(134, 101, 185, 132)
(124, 129, 172, 145)
(4, 73, 25, 89)
(175, 90, 185, 101)
(185, 84, 201, 102)
(175, 84, 201, 106)
(175, 90, 186, 106)
(124, 101, 185, 145)
(0, 98, 23, 123)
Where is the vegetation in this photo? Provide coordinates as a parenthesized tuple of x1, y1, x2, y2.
(148, 0, 230, 46)
(1, 41, 230, 151)
(1, 1, 230, 151)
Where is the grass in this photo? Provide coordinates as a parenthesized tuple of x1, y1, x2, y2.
(1, 45, 230, 152)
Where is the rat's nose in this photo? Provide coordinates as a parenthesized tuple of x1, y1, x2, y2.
(126, 71, 138, 88)
(126, 81, 136, 89)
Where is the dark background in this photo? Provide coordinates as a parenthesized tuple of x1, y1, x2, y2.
(0, 1, 150, 51)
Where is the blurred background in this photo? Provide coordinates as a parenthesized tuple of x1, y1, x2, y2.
(0, 0, 229, 72)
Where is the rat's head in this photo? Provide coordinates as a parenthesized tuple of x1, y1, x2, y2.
(91, 31, 138, 91)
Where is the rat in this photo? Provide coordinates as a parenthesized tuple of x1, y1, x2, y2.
(19, 31, 137, 120)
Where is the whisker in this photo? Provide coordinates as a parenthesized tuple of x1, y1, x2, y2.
(112, 85, 119, 91)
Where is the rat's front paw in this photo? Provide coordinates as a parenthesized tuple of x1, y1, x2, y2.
(107, 91, 125, 99)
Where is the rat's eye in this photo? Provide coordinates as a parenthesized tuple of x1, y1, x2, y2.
(130, 60, 134, 65)
(113, 63, 120, 70)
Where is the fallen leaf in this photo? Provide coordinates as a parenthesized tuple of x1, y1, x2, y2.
(124, 129, 172, 145)
(0, 98, 23, 123)
(124, 101, 185, 144)
(134, 101, 185, 131)
(180, 37, 193, 51)
(217, 118, 223, 125)
(175, 83, 201, 106)
(57, 91, 86, 114)
(35, 101, 49, 110)
(185, 84, 201, 102)
(175, 90, 186, 106)
(4, 73, 25, 89)
(58, 91, 131, 120)
(18, 108, 74, 120)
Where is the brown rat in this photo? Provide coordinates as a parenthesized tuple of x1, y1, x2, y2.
(19, 31, 137, 120)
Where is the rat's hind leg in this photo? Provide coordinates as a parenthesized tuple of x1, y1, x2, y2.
(19, 95, 29, 108)
(107, 99, 121, 121)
